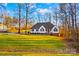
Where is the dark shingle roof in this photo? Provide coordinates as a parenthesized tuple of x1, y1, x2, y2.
(32, 22, 54, 31)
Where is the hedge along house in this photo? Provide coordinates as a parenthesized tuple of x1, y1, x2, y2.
(30, 22, 59, 35)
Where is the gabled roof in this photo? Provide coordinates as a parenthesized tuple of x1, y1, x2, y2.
(32, 22, 54, 30)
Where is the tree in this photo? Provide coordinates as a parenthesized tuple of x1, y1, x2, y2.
(4, 16, 12, 28)
(59, 3, 68, 38)
(18, 3, 21, 34)
(25, 3, 35, 34)
(0, 4, 7, 31)
(45, 12, 51, 23)
(25, 3, 29, 34)
(59, 3, 79, 53)
(53, 11, 58, 26)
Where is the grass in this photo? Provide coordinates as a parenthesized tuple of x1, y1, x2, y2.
(0, 33, 78, 56)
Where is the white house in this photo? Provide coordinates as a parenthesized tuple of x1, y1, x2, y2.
(30, 22, 59, 35)
(0, 24, 7, 32)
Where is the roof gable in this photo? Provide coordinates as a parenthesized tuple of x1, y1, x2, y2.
(32, 22, 54, 30)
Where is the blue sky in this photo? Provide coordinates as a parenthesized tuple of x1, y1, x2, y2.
(0, 3, 59, 25)
(6, 3, 58, 10)
(5, 3, 59, 16)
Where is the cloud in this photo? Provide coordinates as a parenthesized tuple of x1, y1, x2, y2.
(45, 3, 51, 5)
(7, 10, 14, 18)
(4, 3, 8, 6)
(36, 8, 51, 14)
(28, 4, 36, 9)
(49, 6, 52, 9)
(30, 4, 36, 8)
(33, 12, 37, 15)
(1, 3, 8, 7)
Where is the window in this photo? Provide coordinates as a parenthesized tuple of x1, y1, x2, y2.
(40, 28, 44, 31)
(54, 28, 58, 32)
(36, 29, 38, 31)
(32, 29, 36, 31)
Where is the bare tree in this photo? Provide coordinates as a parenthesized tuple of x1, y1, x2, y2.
(25, 3, 29, 34)
(25, 3, 35, 34)
(0, 4, 7, 32)
(53, 12, 58, 26)
(59, 3, 79, 53)
(18, 3, 21, 34)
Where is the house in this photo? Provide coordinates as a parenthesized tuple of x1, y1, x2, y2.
(0, 24, 7, 32)
(30, 22, 59, 35)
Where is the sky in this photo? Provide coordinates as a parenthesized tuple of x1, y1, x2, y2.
(0, 3, 59, 25)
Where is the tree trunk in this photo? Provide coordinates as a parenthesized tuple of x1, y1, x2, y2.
(25, 3, 29, 34)
(18, 4, 21, 34)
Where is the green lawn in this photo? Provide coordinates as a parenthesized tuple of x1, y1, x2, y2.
(0, 33, 78, 56)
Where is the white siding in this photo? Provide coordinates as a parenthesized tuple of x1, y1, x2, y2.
(38, 26, 47, 33)
(31, 26, 47, 33)
(50, 26, 59, 33)
(30, 29, 37, 33)
(31, 25, 59, 34)
(0, 25, 7, 31)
